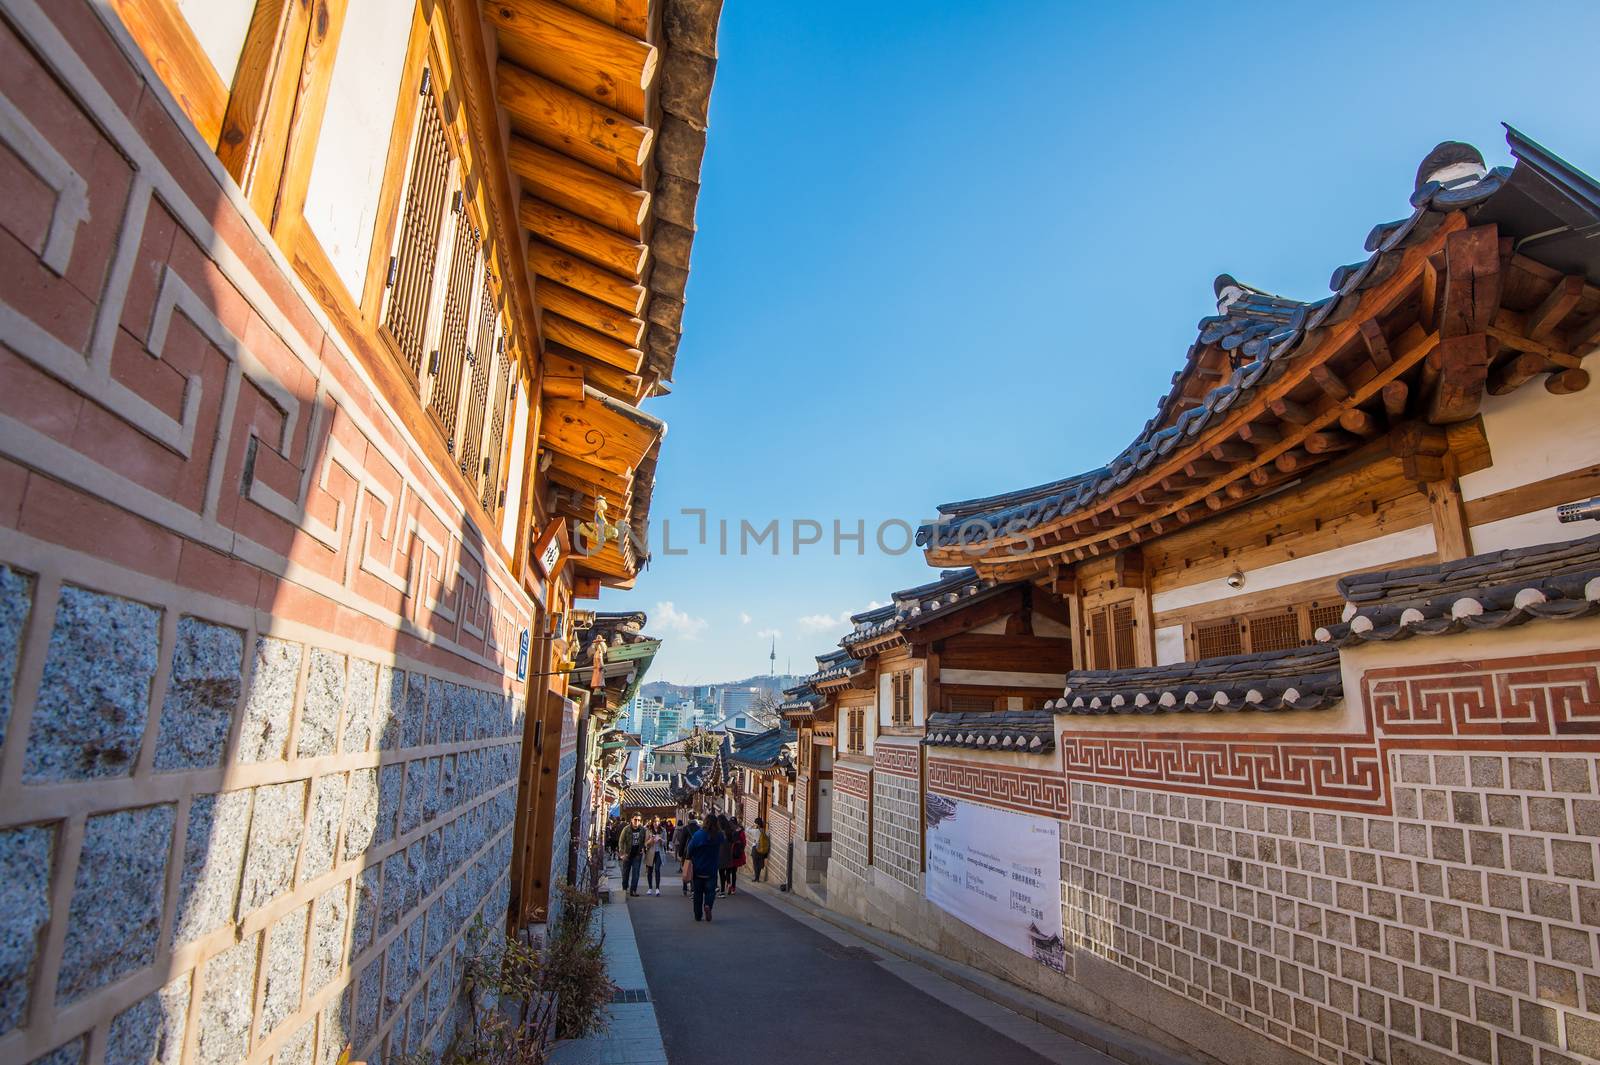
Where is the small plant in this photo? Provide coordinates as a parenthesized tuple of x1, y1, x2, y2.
(546, 883, 612, 1039)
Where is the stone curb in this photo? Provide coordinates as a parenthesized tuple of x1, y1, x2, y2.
(741, 878, 1208, 1065)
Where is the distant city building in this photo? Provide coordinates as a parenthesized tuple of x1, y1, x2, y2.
(718, 685, 762, 717)
(627, 694, 663, 746)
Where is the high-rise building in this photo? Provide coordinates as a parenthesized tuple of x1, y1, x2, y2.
(718, 685, 762, 717)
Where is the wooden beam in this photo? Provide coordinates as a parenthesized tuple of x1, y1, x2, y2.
(496, 60, 653, 183)
(557, 0, 650, 38)
(485, 0, 658, 120)
(1487, 351, 1549, 396)
(1546, 368, 1591, 395)
(1209, 440, 1256, 462)
(520, 197, 647, 278)
(509, 136, 650, 236)
(528, 240, 646, 314)
(1273, 448, 1310, 474)
(1439, 225, 1501, 337)
(1487, 308, 1583, 369)
(1238, 421, 1281, 446)
(543, 313, 645, 374)
(1304, 430, 1357, 455)
(216, 0, 313, 224)
(1359, 318, 1393, 370)
(543, 342, 643, 401)
(1528, 275, 1585, 339)
(1309, 364, 1350, 401)
(536, 279, 646, 346)
(1338, 409, 1380, 437)
(1269, 398, 1314, 424)
(1425, 478, 1473, 561)
(1419, 253, 1441, 333)
(107, 0, 228, 146)
(1426, 333, 1492, 424)
(1382, 380, 1409, 418)
(546, 449, 631, 498)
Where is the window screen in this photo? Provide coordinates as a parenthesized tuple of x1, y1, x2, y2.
(383, 77, 449, 379)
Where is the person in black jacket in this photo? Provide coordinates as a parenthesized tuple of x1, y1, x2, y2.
(686, 818, 725, 921)
(618, 814, 647, 897)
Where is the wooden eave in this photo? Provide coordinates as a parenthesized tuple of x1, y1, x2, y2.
(931, 214, 1600, 579)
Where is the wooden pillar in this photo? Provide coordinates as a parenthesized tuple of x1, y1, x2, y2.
(1426, 478, 1474, 561)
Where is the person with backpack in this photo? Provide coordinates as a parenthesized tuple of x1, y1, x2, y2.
(686, 817, 724, 922)
(673, 817, 695, 896)
(751, 817, 771, 882)
(619, 814, 647, 897)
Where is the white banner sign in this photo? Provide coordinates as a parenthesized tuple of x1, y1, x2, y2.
(923, 793, 1065, 972)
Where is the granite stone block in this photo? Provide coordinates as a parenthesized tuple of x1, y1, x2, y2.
(57, 804, 175, 1003)
(277, 1019, 315, 1065)
(154, 617, 243, 771)
(0, 823, 55, 1036)
(309, 880, 348, 995)
(354, 958, 381, 1049)
(375, 665, 405, 751)
(317, 987, 351, 1065)
(105, 971, 189, 1065)
(402, 672, 427, 748)
(342, 658, 377, 754)
(421, 756, 441, 823)
(0, 564, 34, 753)
(238, 780, 307, 917)
(405, 840, 426, 913)
(173, 789, 251, 944)
(380, 852, 405, 935)
(298, 772, 347, 886)
(260, 903, 307, 1035)
(377, 763, 402, 845)
(238, 637, 301, 763)
(297, 648, 346, 758)
(343, 767, 379, 862)
(353, 863, 380, 956)
(28, 1036, 84, 1065)
(197, 933, 258, 1065)
(406, 918, 423, 988)
(400, 759, 425, 836)
(383, 934, 408, 1016)
(25, 585, 160, 781)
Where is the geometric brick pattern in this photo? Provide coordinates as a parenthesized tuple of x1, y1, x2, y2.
(831, 767, 871, 883)
(874, 743, 919, 778)
(872, 769, 920, 891)
(834, 762, 871, 801)
(1064, 750, 1600, 1065)
(927, 755, 1073, 820)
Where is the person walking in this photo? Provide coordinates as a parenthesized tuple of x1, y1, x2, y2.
(728, 817, 748, 894)
(643, 820, 665, 895)
(604, 817, 621, 862)
(619, 814, 647, 897)
(751, 818, 771, 882)
(686, 817, 724, 922)
(716, 815, 735, 896)
(675, 816, 697, 896)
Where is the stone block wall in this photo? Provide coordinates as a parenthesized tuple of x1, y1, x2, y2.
(871, 749, 921, 892)
(830, 763, 872, 883)
(0, 4, 534, 1065)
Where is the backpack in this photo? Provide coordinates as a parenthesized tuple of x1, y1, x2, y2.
(755, 830, 770, 856)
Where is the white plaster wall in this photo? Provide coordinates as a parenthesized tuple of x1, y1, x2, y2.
(1470, 507, 1596, 553)
(302, 0, 415, 297)
(174, 0, 253, 86)
(499, 385, 529, 554)
(1459, 375, 1600, 501)
(1033, 614, 1072, 638)
(912, 665, 925, 725)
(970, 616, 1007, 635)
(1151, 525, 1437, 614)
(939, 668, 1065, 688)
(1154, 624, 1185, 666)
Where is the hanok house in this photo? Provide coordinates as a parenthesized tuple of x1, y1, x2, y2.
(777, 679, 832, 897)
(0, 0, 718, 1063)
(729, 724, 798, 884)
(813, 567, 1073, 928)
(883, 130, 1600, 1065)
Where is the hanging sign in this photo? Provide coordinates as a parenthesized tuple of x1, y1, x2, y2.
(923, 793, 1066, 973)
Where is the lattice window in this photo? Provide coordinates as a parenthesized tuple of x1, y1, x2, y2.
(481, 338, 512, 514)
(891, 671, 913, 726)
(427, 211, 480, 443)
(457, 276, 496, 484)
(1193, 618, 1242, 660)
(1308, 601, 1344, 634)
(382, 72, 449, 380)
(1088, 607, 1111, 669)
(1111, 602, 1137, 668)
(846, 709, 865, 754)
(1247, 610, 1302, 653)
(1086, 601, 1139, 669)
(946, 694, 997, 713)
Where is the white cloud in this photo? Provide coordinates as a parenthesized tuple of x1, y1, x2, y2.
(797, 612, 846, 632)
(756, 627, 782, 640)
(653, 601, 708, 641)
(739, 611, 752, 625)
(866, 600, 885, 610)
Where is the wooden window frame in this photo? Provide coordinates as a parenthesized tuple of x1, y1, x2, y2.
(890, 670, 914, 728)
(845, 709, 866, 755)
(1181, 596, 1346, 660)
(1084, 595, 1142, 670)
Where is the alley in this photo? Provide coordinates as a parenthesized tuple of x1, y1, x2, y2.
(626, 884, 1113, 1065)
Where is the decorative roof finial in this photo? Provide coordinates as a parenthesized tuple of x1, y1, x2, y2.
(1414, 141, 1486, 193)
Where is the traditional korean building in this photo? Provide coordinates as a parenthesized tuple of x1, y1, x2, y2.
(778, 679, 831, 896)
(0, 1, 718, 1063)
(729, 724, 797, 883)
(799, 130, 1600, 1065)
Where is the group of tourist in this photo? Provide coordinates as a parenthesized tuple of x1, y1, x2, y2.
(605, 811, 773, 922)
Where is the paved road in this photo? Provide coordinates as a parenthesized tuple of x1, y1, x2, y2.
(626, 884, 1056, 1065)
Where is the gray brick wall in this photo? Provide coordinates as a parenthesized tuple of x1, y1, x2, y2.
(833, 787, 871, 881)
(0, 577, 521, 1065)
(873, 772, 921, 891)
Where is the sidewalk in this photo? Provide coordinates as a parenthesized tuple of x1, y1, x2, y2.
(546, 865, 668, 1065)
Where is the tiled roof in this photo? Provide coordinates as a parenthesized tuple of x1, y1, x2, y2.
(918, 128, 1600, 553)
(1319, 533, 1600, 646)
(621, 782, 675, 809)
(841, 568, 1008, 650)
(1051, 645, 1343, 714)
(924, 710, 1055, 752)
(805, 650, 864, 687)
(728, 727, 796, 769)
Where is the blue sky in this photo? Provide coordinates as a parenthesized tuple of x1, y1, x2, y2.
(598, 0, 1600, 684)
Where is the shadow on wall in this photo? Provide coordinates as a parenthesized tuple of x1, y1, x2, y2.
(0, 4, 531, 1065)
